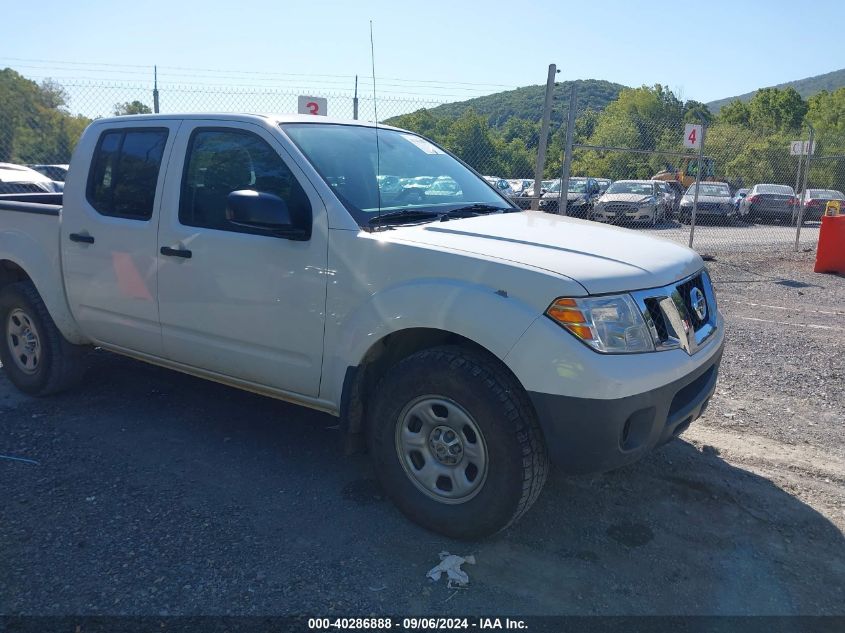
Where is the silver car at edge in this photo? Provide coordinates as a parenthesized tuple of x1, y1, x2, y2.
(678, 182, 735, 224)
(593, 180, 666, 225)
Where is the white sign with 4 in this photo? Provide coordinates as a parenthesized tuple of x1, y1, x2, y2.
(683, 123, 703, 149)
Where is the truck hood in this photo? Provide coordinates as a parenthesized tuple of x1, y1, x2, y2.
(387, 211, 702, 295)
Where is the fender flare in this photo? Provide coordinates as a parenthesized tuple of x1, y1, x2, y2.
(0, 230, 87, 344)
(322, 277, 542, 408)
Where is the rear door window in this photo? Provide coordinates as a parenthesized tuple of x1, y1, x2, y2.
(87, 128, 169, 220)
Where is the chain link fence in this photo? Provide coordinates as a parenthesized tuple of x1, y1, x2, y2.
(559, 100, 840, 254)
(1, 70, 840, 258)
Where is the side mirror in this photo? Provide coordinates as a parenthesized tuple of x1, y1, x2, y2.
(226, 190, 309, 240)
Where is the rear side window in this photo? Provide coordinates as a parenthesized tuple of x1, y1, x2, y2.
(87, 128, 168, 220)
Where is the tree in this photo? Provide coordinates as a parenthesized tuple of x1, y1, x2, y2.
(718, 100, 751, 126)
(114, 100, 153, 116)
(446, 109, 500, 174)
(807, 88, 845, 138)
(683, 100, 713, 125)
(0, 68, 91, 163)
(747, 87, 807, 134)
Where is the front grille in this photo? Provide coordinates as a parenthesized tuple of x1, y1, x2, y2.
(632, 271, 717, 355)
(645, 298, 669, 342)
(696, 202, 721, 212)
(605, 203, 636, 214)
(677, 275, 708, 329)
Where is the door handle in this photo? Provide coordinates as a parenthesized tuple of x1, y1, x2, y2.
(160, 246, 192, 259)
(69, 233, 95, 244)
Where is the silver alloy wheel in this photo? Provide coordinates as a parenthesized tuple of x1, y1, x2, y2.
(6, 308, 41, 375)
(394, 395, 488, 504)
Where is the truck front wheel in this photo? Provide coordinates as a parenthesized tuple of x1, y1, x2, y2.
(0, 282, 85, 396)
(368, 346, 548, 539)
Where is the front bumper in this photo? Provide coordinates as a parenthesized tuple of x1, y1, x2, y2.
(595, 207, 654, 222)
(681, 205, 733, 217)
(527, 340, 723, 474)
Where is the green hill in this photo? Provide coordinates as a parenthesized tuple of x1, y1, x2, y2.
(708, 67, 845, 112)
(411, 79, 626, 128)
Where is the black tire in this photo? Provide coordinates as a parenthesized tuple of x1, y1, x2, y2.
(0, 281, 86, 396)
(367, 346, 548, 539)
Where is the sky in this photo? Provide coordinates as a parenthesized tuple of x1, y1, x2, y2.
(3, 0, 845, 115)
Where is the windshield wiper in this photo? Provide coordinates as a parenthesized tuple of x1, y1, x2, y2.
(368, 204, 508, 227)
(368, 209, 442, 226)
(439, 204, 509, 219)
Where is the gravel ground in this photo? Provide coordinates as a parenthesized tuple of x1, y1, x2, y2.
(638, 220, 820, 254)
(1, 250, 843, 616)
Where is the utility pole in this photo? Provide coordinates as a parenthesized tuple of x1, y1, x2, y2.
(532, 64, 558, 210)
(794, 125, 814, 251)
(353, 75, 359, 120)
(153, 65, 160, 114)
(558, 83, 578, 216)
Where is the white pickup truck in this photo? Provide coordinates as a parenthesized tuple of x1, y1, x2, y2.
(0, 114, 724, 538)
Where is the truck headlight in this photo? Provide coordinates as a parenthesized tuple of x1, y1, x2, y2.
(638, 200, 653, 208)
(546, 295, 654, 353)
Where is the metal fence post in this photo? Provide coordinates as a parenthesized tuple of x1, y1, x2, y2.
(794, 142, 804, 210)
(532, 64, 557, 210)
(353, 75, 359, 120)
(558, 83, 577, 216)
(688, 119, 707, 249)
(794, 125, 814, 251)
(152, 66, 160, 114)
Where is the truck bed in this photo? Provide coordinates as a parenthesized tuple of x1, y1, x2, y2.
(0, 192, 62, 216)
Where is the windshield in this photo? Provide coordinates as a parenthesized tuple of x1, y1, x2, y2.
(606, 181, 653, 195)
(568, 179, 588, 193)
(686, 183, 731, 197)
(282, 124, 512, 226)
(756, 184, 794, 195)
(808, 189, 844, 200)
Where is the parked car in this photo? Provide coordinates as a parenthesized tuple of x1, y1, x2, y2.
(595, 178, 612, 195)
(739, 184, 797, 223)
(377, 174, 402, 195)
(513, 178, 538, 210)
(508, 179, 532, 196)
(539, 177, 600, 217)
(396, 176, 436, 203)
(732, 188, 749, 215)
(483, 176, 515, 198)
(0, 113, 724, 539)
(664, 180, 685, 215)
(593, 180, 666, 225)
(678, 182, 735, 224)
(0, 163, 60, 194)
(27, 164, 69, 183)
(797, 188, 845, 221)
(426, 176, 462, 197)
(656, 181, 675, 217)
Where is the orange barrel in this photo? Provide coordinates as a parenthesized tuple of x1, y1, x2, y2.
(814, 214, 845, 274)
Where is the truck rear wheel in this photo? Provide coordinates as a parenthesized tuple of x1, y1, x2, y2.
(0, 282, 86, 396)
(367, 346, 548, 539)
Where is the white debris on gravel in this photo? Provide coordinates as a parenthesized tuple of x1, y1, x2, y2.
(426, 551, 476, 588)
